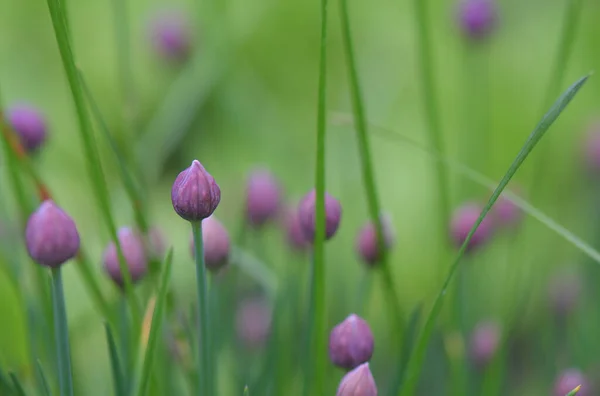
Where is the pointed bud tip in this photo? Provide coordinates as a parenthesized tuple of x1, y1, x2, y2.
(171, 160, 221, 222)
(329, 314, 374, 370)
(336, 363, 377, 396)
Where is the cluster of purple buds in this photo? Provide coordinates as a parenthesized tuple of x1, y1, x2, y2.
(245, 169, 281, 228)
(336, 363, 378, 396)
(298, 189, 342, 242)
(103, 227, 148, 287)
(355, 214, 395, 266)
(189, 216, 230, 272)
(469, 320, 501, 368)
(457, 0, 498, 41)
(6, 103, 48, 153)
(554, 369, 590, 396)
(329, 314, 375, 370)
(148, 10, 192, 62)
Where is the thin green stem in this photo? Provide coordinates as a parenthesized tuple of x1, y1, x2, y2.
(412, 0, 451, 234)
(44, 0, 140, 321)
(51, 268, 73, 396)
(308, 0, 329, 392)
(192, 221, 211, 396)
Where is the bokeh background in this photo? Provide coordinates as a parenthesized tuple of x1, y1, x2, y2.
(2, 0, 600, 394)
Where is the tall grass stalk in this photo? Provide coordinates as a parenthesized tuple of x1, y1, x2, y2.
(412, 0, 451, 234)
(398, 75, 589, 396)
(44, 0, 140, 321)
(191, 221, 212, 396)
(51, 268, 74, 396)
(307, 0, 329, 392)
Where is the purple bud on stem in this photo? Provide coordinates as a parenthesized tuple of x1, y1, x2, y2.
(355, 215, 395, 266)
(469, 320, 501, 367)
(171, 160, 221, 222)
(7, 103, 48, 152)
(450, 202, 494, 251)
(457, 0, 497, 41)
(329, 314, 375, 370)
(298, 189, 342, 242)
(336, 363, 378, 396)
(281, 205, 309, 252)
(245, 169, 281, 228)
(149, 10, 191, 62)
(103, 227, 148, 287)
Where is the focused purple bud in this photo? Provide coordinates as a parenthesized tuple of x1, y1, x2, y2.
(25, 200, 80, 268)
(329, 314, 374, 370)
(491, 192, 522, 229)
(336, 363, 378, 396)
(235, 297, 272, 350)
(282, 206, 309, 252)
(147, 226, 167, 260)
(103, 227, 148, 287)
(355, 215, 395, 266)
(171, 160, 221, 222)
(298, 189, 342, 241)
(450, 202, 494, 251)
(554, 369, 590, 396)
(149, 10, 191, 62)
(457, 0, 497, 40)
(189, 216, 230, 271)
(245, 169, 281, 228)
(6, 103, 48, 152)
(469, 320, 501, 367)
(548, 270, 582, 318)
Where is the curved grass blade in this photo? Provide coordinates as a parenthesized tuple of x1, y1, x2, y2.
(104, 323, 125, 396)
(134, 249, 173, 396)
(35, 360, 52, 396)
(44, 0, 139, 321)
(566, 385, 582, 396)
(398, 74, 590, 396)
(339, 0, 405, 359)
(9, 373, 26, 396)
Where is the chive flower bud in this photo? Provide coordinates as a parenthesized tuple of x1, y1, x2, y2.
(469, 320, 500, 368)
(492, 192, 522, 229)
(25, 200, 80, 268)
(554, 369, 590, 396)
(235, 297, 272, 350)
(103, 227, 148, 287)
(171, 160, 221, 222)
(336, 363, 378, 396)
(147, 226, 167, 260)
(355, 215, 395, 266)
(298, 189, 342, 242)
(189, 216, 230, 272)
(282, 205, 309, 252)
(450, 202, 494, 251)
(329, 314, 374, 370)
(245, 169, 281, 228)
(457, 0, 497, 41)
(149, 10, 191, 62)
(6, 103, 48, 152)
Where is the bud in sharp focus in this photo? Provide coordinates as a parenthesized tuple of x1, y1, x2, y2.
(355, 215, 395, 266)
(149, 10, 191, 62)
(103, 227, 148, 287)
(171, 160, 221, 222)
(457, 0, 497, 41)
(189, 216, 230, 271)
(245, 169, 281, 228)
(554, 369, 590, 396)
(336, 363, 378, 396)
(6, 103, 48, 152)
(298, 189, 342, 242)
(450, 202, 494, 251)
(329, 314, 374, 370)
(25, 200, 80, 268)
(235, 297, 272, 350)
(469, 320, 501, 368)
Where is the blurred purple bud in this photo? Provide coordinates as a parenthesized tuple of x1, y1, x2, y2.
(189, 216, 230, 272)
(336, 362, 378, 396)
(103, 227, 148, 287)
(148, 226, 167, 260)
(450, 202, 494, 250)
(245, 169, 281, 228)
(554, 369, 590, 396)
(281, 205, 309, 252)
(235, 297, 272, 350)
(583, 123, 600, 174)
(457, 0, 497, 40)
(298, 189, 342, 242)
(7, 103, 48, 152)
(171, 160, 221, 222)
(469, 320, 501, 367)
(548, 270, 582, 318)
(149, 10, 191, 62)
(356, 214, 395, 266)
(492, 191, 523, 229)
(329, 314, 375, 370)
(25, 200, 80, 268)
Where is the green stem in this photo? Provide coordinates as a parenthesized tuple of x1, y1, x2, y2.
(51, 268, 73, 396)
(191, 221, 211, 396)
(412, 0, 451, 235)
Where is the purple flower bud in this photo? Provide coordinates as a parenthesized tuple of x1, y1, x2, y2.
(281, 206, 309, 252)
(298, 189, 342, 242)
(554, 369, 590, 396)
(457, 0, 497, 40)
(336, 362, 378, 396)
(235, 297, 272, 350)
(6, 103, 48, 152)
(103, 227, 148, 287)
(245, 169, 281, 228)
(171, 160, 221, 222)
(329, 314, 375, 370)
(450, 202, 494, 251)
(548, 270, 581, 318)
(491, 192, 522, 229)
(469, 320, 501, 367)
(355, 215, 395, 266)
(25, 200, 80, 268)
(149, 10, 191, 62)
(189, 216, 230, 271)
(147, 226, 167, 260)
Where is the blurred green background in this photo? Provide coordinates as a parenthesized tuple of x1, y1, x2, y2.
(2, 0, 600, 394)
